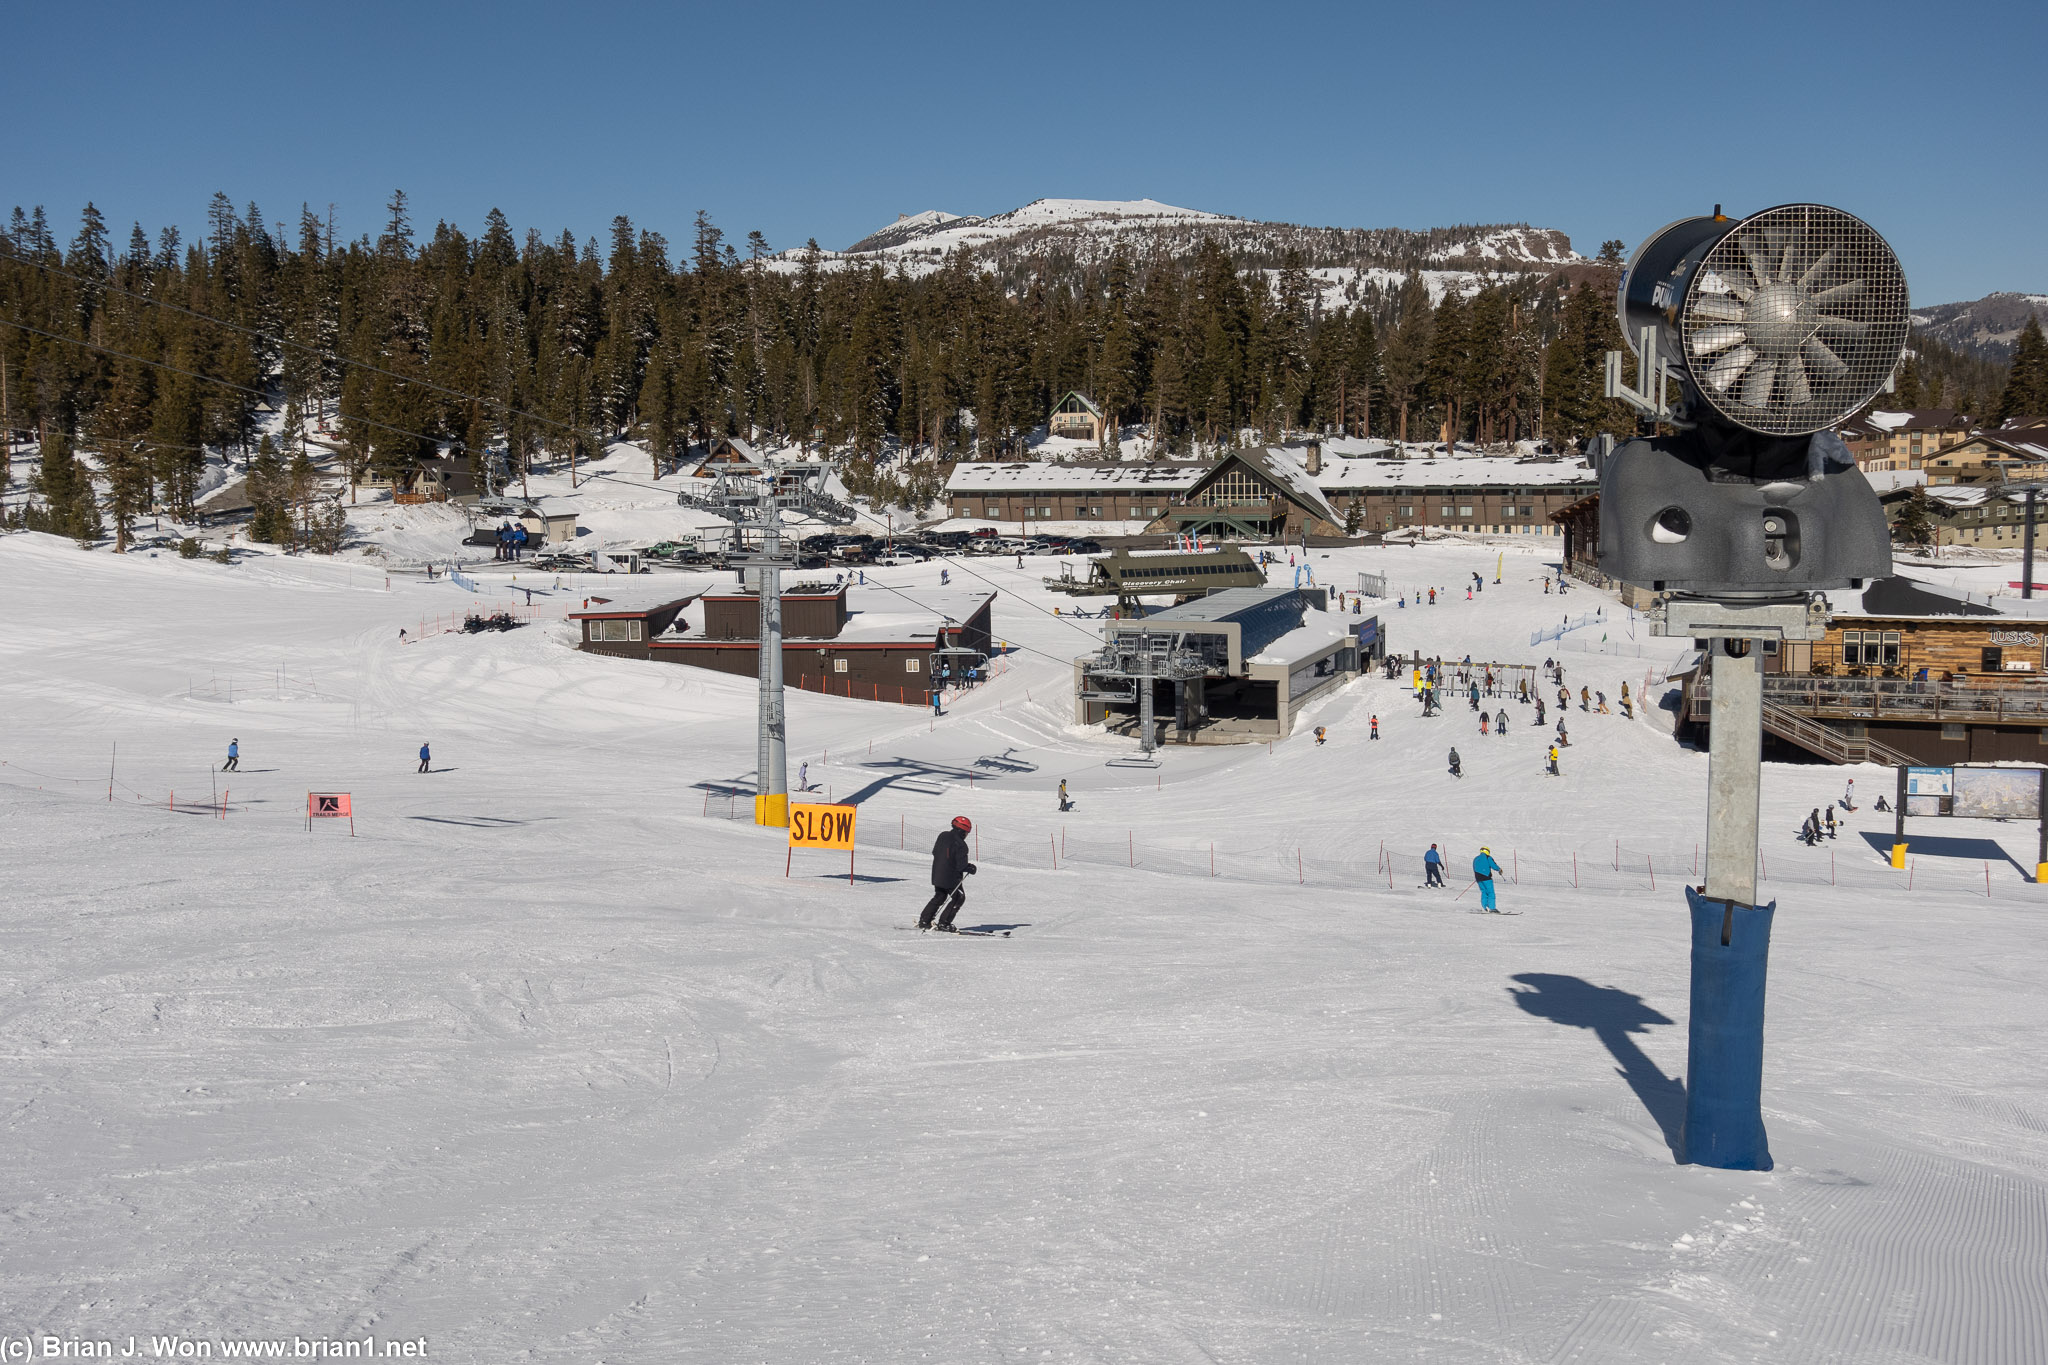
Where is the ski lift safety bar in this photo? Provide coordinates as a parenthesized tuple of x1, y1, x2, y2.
(1891, 766, 2048, 878)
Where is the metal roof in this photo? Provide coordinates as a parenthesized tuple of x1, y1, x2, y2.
(1120, 586, 1313, 662)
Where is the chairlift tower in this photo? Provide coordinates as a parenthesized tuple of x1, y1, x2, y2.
(680, 461, 855, 826)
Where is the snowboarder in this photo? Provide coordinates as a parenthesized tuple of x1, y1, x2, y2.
(1558, 686, 1570, 710)
(1370, 715, 1380, 740)
(1556, 722, 1569, 747)
(1875, 794, 1891, 813)
(1801, 809, 1822, 846)
(1824, 804, 1838, 839)
(1424, 844, 1445, 887)
(1448, 747, 1463, 779)
(417, 742, 431, 774)
(1546, 744, 1560, 777)
(1473, 847, 1504, 912)
(1580, 686, 1591, 712)
(222, 738, 239, 772)
(1843, 778, 1856, 811)
(1596, 691, 1610, 714)
(798, 761, 809, 792)
(1314, 726, 1328, 746)
(917, 816, 977, 931)
(1057, 779, 1072, 812)
(1495, 709, 1509, 736)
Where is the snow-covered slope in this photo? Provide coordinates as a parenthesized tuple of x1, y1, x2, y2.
(3, 530, 2045, 1360)
(773, 196, 1584, 293)
(1910, 290, 2048, 361)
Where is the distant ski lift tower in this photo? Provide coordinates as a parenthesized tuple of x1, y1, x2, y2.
(680, 461, 856, 827)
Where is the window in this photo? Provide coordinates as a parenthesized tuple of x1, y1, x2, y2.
(1983, 647, 2004, 672)
(1842, 630, 1901, 666)
(833, 658, 848, 673)
(1087, 506, 1100, 518)
(1039, 507, 1052, 518)
(986, 505, 1000, 517)
(1458, 505, 1474, 518)
(1196, 468, 1276, 507)
(1398, 505, 1413, 517)
(1944, 723, 1968, 740)
(1440, 505, 1455, 518)
(906, 658, 921, 673)
(592, 619, 642, 643)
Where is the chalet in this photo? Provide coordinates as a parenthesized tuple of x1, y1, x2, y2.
(1162, 446, 1347, 541)
(1049, 392, 1106, 443)
(690, 436, 763, 477)
(572, 582, 997, 706)
(392, 458, 480, 505)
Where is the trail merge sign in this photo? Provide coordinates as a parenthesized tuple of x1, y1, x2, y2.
(307, 792, 355, 835)
(787, 803, 857, 884)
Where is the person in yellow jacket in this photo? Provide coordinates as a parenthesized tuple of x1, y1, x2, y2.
(1546, 744, 1561, 777)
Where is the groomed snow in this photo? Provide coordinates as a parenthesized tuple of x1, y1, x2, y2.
(3, 530, 2045, 1362)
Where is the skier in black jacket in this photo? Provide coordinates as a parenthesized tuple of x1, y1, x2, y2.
(918, 816, 977, 931)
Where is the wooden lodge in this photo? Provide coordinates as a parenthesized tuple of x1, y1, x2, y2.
(571, 583, 997, 705)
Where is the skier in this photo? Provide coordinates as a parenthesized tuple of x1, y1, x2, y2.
(1546, 744, 1560, 776)
(1558, 686, 1570, 710)
(1428, 588, 1436, 605)
(1472, 847, 1504, 912)
(1543, 576, 1551, 594)
(1801, 809, 1822, 846)
(1495, 708, 1509, 736)
(1580, 686, 1591, 712)
(940, 568, 950, 585)
(1479, 713, 1490, 736)
(1469, 682, 1481, 711)
(1535, 697, 1546, 726)
(1596, 691, 1610, 714)
(1057, 779, 1072, 812)
(1370, 715, 1380, 740)
(798, 761, 809, 792)
(1824, 804, 1839, 839)
(417, 742, 431, 774)
(223, 738, 239, 772)
(1314, 725, 1328, 746)
(1448, 747, 1463, 779)
(931, 687, 943, 717)
(916, 816, 977, 932)
(1557, 721, 1570, 748)
(1424, 843, 1445, 887)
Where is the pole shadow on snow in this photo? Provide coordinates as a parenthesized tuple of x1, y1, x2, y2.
(1506, 973, 1684, 1159)
(812, 873, 906, 885)
(407, 814, 536, 829)
(963, 922, 1030, 933)
(1857, 830, 2030, 879)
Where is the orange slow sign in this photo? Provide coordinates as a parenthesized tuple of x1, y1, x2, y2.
(789, 803, 856, 849)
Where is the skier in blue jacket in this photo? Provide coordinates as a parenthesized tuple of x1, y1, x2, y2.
(417, 742, 431, 774)
(1423, 843, 1445, 888)
(223, 738, 239, 772)
(1473, 847, 1504, 912)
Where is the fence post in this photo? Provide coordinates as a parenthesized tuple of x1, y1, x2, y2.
(1648, 856, 1655, 891)
(1573, 852, 1578, 888)
(1051, 834, 1058, 871)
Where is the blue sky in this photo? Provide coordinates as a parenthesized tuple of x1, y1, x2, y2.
(5, 0, 2039, 303)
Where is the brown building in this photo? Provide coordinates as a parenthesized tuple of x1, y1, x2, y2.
(1841, 409, 1971, 472)
(1680, 576, 2048, 764)
(945, 460, 1203, 526)
(1922, 427, 2048, 486)
(573, 583, 996, 706)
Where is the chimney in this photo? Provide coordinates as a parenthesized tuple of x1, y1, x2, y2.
(1304, 440, 1322, 476)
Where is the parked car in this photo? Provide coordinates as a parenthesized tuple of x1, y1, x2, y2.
(873, 551, 922, 567)
(1065, 538, 1104, 554)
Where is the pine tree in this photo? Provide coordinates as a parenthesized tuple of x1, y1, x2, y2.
(248, 434, 290, 544)
(1892, 486, 1936, 549)
(1998, 316, 2048, 423)
(26, 430, 101, 540)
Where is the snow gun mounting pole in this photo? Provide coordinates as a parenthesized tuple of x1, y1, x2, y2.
(680, 462, 855, 828)
(1656, 594, 1830, 1172)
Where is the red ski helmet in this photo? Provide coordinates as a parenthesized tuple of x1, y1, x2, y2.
(952, 815, 973, 832)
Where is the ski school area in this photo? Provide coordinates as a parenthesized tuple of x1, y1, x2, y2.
(4, 527, 2045, 1362)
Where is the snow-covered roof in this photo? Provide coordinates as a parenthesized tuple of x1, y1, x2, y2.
(1219, 447, 1343, 525)
(532, 497, 580, 517)
(836, 588, 996, 643)
(946, 462, 1206, 493)
(1309, 453, 1597, 492)
(1246, 612, 1356, 667)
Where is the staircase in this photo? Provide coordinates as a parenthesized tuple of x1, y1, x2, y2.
(1761, 701, 1918, 767)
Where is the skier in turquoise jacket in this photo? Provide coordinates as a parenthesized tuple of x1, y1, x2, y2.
(1472, 847, 1504, 912)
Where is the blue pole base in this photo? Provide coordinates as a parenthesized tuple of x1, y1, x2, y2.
(1682, 886, 1775, 1171)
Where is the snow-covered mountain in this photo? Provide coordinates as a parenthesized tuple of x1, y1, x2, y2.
(773, 197, 1583, 301)
(1910, 292, 2048, 361)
